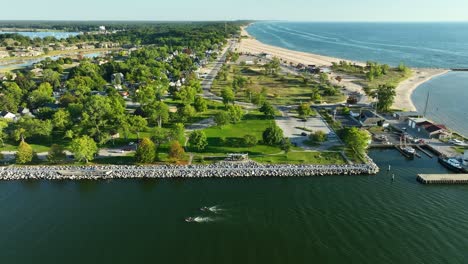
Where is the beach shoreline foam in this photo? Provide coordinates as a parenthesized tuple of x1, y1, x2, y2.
(238, 24, 450, 111)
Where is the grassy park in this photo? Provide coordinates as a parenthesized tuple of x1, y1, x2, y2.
(211, 65, 346, 105)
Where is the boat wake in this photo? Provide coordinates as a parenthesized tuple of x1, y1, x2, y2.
(201, 205, 224, 214)
(185, 216, 217, 223)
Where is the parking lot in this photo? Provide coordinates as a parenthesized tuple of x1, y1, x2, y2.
(276, 107, 342, 150)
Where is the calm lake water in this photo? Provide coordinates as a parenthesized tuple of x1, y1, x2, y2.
(247, 22, 468, 68)
(0, 31, 79, 39)
(248, 22, 468, 136)
(412, 71, 468, 136)
(1, 149, 467, 264)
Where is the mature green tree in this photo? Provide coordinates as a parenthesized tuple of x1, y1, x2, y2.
(16, 140, 33, 164)
(177, 104, 195, 123)
(264, 57, 281, 76)
(0, 82, 23, 112)
(319, 73, 329, 84)
(375, 85, 396, 112)
(170, 123, 185, 142)
(232, 75, 247, 92)
(342, 127, 371, 155)
(169, 141, 185, 161)
(262, 124, 284, 146)
(227, 104, 244, 124)
(129, 115, 148, 139)
(221, 87, 235, 106)
(52, 109, 71, 131)
(311, 87, 322, 102)
(70, 135, 98, 163)
(80, 95, 124, 143)
(66, 76, 95, 98)
(13, 118, 53, 142)
(297, 103, 313, 119)
(309, 131, 327, 143)
(42, 69, 61, 89)
(175, 85, 197, 105)
(29, 82, 54, 108)
(189, 130, 208, 151)
(151, 127, 170, 149)
(281, 138, 292, 154)
(68, 60, 106, 89)
(259, 102, 276, 119)
(47, 144, 67, 164)
(147, 101, 169, 127)
(194, 96, 208, 112)
(214, 111, 230, 127)
(134, 84, 157, 107)
(242, 134, 258, 147)
(15, 73, 36, 92)
(135, 137, 156, 163)
(64, 130, 74, 140)
(0, 120, 8, 147)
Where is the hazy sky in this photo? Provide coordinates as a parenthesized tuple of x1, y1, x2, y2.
(2, 0, 467, 21)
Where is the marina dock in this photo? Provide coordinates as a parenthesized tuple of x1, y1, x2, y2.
(417, 174, 468, 184)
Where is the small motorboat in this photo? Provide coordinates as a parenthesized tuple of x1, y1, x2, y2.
(438, 157, 466, 173)
(401, 146, 416, 158)
(185, 217, 196, 222)
(200, 207, 209, 212)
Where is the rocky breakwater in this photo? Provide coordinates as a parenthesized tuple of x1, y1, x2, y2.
(0, 160, 379, 180)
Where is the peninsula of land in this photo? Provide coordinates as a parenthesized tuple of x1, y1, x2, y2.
(236, 26, 449, 111)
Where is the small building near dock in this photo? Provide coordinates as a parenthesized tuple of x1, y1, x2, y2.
(355, 110, 385, 127)
(408, 118, 451, 139)
(393, 111, 421, 121)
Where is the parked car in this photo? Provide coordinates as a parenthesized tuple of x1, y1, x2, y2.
(301, 132, 308, 137)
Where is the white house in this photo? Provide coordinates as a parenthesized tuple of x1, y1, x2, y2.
(1, 111, 17, 121)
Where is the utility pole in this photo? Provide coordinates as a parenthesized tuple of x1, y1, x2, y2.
(423, 88, 431, 117)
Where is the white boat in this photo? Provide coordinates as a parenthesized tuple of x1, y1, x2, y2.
(402, 147, 416, 155)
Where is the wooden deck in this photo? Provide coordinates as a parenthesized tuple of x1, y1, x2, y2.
(417, 174, 468, 184)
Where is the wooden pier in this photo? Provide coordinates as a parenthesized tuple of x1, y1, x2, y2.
(415, 145, 433, 158)
(417, 174, 468, 184)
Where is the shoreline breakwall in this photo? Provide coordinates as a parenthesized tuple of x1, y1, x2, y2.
(0, 160, 379, 181)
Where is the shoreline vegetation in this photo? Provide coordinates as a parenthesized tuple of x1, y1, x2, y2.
(238, 25, 450, 111)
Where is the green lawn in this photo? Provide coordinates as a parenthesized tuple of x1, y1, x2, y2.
(195, 111, 280, 155)
(212, 65, 345, 105)
(252, 151, 347, 165)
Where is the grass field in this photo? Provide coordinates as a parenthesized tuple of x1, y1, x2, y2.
(197, 111, 280, 155)
(251, 151, 347, 165)
(212, 65, 345, 105)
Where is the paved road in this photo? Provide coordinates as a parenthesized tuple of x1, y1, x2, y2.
(199, 40, 256, 110)
(201, 40, 235, 101)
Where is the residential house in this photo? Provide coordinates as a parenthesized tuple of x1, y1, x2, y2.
(393, 111, 421, 121)
(18, 107, 34, 118)
(0, 111, 17, 121)
(30, 68, 43, 77)
(355, 110, 386, 127)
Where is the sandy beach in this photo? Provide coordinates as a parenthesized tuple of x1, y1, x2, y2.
(393, 68, 449, 111)
(236, 26, 450, 110)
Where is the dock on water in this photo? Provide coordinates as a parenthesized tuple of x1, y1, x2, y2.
(417, 174, 468, 184)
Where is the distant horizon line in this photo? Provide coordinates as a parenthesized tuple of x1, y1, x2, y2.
(0, 19, 468, 23)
